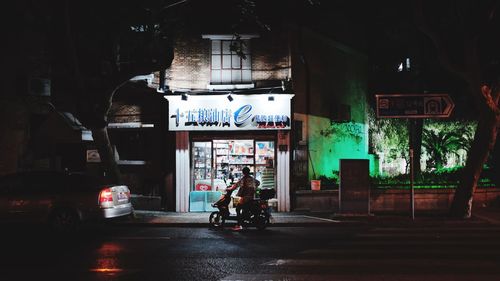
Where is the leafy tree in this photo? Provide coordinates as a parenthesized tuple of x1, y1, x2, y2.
(368, 109, 409, 175)
(422, 121, 476, 170)
(422, 129, 462, 170)
(414, 0, 500, 218)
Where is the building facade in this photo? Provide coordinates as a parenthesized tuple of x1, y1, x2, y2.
(158, 28, 293, 212)
(106, 23, 372, 212)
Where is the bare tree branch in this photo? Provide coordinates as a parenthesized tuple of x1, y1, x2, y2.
(481, 86, 500, 115)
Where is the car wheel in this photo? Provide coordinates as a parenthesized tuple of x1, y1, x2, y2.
(49, 208, 80, 233)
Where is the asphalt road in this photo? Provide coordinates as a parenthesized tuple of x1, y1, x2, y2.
(1, 222, 499, 281)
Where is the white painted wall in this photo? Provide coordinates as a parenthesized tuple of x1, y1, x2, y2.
(175, 132, 190, 212)
(277, 150, 290, 212)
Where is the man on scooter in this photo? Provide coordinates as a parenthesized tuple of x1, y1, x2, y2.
(232, 166, 259, 231)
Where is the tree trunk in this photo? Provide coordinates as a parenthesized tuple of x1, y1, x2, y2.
(409, 119, 424, 177)
(413, 119, 424, 178)
(91, 127, 122, 184)
(413, 0, 500, 218)
(450, 109, 499, 218)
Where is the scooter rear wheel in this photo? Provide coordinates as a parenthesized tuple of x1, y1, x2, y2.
(255, 214, 269, 230)
(209, 211, 225, 228)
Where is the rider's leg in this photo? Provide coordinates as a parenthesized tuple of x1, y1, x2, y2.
(236, 205, 242, 225)
(232, 205, 243, 230)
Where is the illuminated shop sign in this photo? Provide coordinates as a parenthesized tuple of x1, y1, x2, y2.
(164, 94, 294, 131)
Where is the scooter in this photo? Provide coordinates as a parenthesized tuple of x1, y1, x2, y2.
(209, 186, 275, 230)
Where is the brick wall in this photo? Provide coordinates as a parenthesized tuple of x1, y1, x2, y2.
(294, 187, 500, 213)
(160, 31, 291, 91)
(164, 35, 211, 90)
(251, 32, 290, 85)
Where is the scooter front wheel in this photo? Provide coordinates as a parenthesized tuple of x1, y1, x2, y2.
(209, 211, 225, 228)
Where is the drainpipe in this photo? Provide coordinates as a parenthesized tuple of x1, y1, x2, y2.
(158, 69, 166, 93)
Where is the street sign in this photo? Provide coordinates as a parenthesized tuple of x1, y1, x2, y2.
(376, 94, 455, 118)
(375, 93, 455, 220)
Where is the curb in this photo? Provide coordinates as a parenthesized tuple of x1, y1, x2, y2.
(110, 210, 500, 228)
(112, 221, 365, 228)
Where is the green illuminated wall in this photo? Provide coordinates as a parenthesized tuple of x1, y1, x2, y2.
(307, 79, 376, 179)
(291, 27, 374, 182)
(308, 117, 373, 177)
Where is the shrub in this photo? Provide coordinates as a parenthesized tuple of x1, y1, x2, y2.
(371, 166, 494, 188)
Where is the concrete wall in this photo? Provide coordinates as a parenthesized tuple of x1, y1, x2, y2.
(294, 188, 500, 213)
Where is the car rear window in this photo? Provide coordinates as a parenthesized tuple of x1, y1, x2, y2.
(65, 174, 114, 191)
(0, 172, 116, 194)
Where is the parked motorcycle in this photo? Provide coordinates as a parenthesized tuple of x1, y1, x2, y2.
(209, 186, 275, 230)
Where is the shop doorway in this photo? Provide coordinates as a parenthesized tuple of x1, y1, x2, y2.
(190, 139, 275, 211)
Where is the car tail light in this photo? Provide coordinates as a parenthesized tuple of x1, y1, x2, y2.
(99, 188, 114, 204)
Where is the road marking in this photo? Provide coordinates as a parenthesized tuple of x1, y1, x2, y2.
(262, 259, 500, 267)
(113, 236, 171, 240)
(220, 273, 500, 281)
(355, 233, 500, 238)
(473, 214, 500, 225)
(370, 227, 500, 232)
(300, 215, 341, 223)
(220, 274, 348, 281)
(297, 248, 500, 257)
(329, 240, 500, 246)
(299, 248, 499, 254)
(370, 227, 498, 231)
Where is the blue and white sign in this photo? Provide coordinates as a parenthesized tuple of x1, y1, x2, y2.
(165, 94, 294, 131)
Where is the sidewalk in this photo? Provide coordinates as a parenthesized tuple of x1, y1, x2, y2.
(114, 207, 500, 227)
(120, 210, 348, 227)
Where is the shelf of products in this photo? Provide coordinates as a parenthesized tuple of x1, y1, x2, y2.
(256, 165, 275, 189)
(214, 140, 255, 182)
(193, 142, 212, 182)
(255, 141, 275, 189)
(227, 140, 253, 181)
(256, 141, 274, 165)
(193, 139, 275, 191)
(214, 140, 229, 180)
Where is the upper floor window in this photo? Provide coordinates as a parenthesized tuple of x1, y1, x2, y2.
(210, 39, 251, 84)
(203, 34, 258, 87)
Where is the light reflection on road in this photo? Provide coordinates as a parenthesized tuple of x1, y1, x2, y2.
(89, 242, 124, 276)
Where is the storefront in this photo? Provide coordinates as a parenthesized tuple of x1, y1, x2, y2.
(165, 93, 293, 212)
